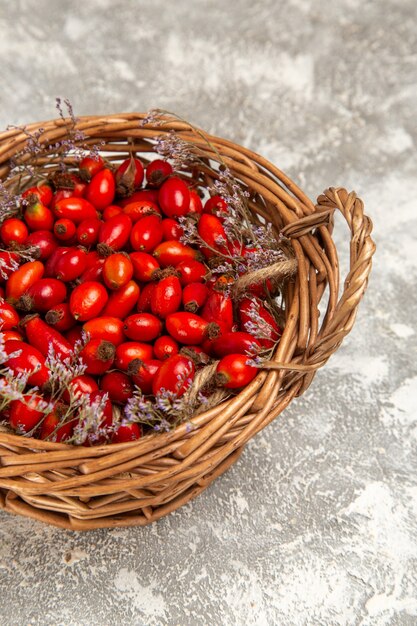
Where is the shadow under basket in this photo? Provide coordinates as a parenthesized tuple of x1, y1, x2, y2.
(0, 113, 375, 530)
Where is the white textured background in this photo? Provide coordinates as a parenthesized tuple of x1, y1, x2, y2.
(0, 1, 416, 625)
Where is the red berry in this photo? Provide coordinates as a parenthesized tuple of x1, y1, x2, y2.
(152, 354, 195, 397)
(102, 280, 140, 318)
(86, 168, 116, 209)
(216, 354, 258, 389)
(153, 241, 201, 267)
(76, 217, 101, 246)
(3, 340, 49, 387)
(26, 230, 58, 261)
(63, 375, 99, 402)
(103, 253, 134, 290)
(146, 159, 173, 187)
(151, 276, 182, 319)
(115, 342, 154, 371)
(123, 313, 163, 342)
(182, 282, 209, 312)
(98, 214, 132, 251)
(101, 371, 134, 405)
(130, 251, 160, 282)
(9, 396, 45, 433)
(80, 338, 116, 375)
(54, 218, 77, 242)
(53, 197, 97, 223)
(166, 312, 219, 345)
(0, 301, 19, 330)
(115, 157, 144, 193)
(70, 282, 108, 321)
(161, 218, 184, 241)
(131, 359, 162, 394)
(153, 335, 179, 360)
(112, 422, 142, 443)
(83, 316, 125, 346)
(22, 278, 67, 313)
(24, 201, 54, 231)
(130, 214, 163, 252)
(158, 177, 190, 218)
(1, 218, 28, 246)
(79, 155, 105, 181)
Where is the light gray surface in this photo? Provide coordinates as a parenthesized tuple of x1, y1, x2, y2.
(0, 1, 416, 625)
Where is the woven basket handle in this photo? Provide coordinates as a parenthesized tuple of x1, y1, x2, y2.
(263, 187, 376, 372)
(173, 187, 375, 461)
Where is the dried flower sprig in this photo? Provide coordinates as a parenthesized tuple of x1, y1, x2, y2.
(123, 363, 194, 432)
(0, 332, 52, 428)
(70, 391, 110, 446)
(142, 109, 292, 281)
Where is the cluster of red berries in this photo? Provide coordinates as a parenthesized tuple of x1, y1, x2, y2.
(0, 154, 281, 444)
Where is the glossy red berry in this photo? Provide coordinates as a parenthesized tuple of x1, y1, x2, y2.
(9, 396, 46, 433)
(63, 375, 99, 402)
(83, 316, 125, 346)
(153, 335, 179, 361)
(70, 281, 108, 321)
(45, 302, 75, 332)
(182, 282, 209, 312)
(22, 183, 53, 207)
(152, 275, 182, 319)
(131, 359, 162, 394)
(54, 218, 77, 242)
(86, 168, 116, 209)
(24, 201, 54, 232)
(153, 241, 201, 267)
(188, 190, 203, 214)
(1, 218, 28, 246)
(216, 354, 258, 389)
(211, 332, 261, 358)
(115, 342, 154, 371)
(158, 177, 190, 218)
(103, 253, 133, 290)
(3, 340, 49, 387)
(161, 218, 184, 241)
(130, 214, 163, 252)
(176, 259, 208, 285)
(76, 217, 101, 246)
(113, 422, 142, 443)
(80, 338, 116, 375)
(79, 155, 105, 181)
(115, 157, 144, 194)
(98, 214, 132, 252)
(152, 354, 195, 397)
(123, 313, 163, 342)
(20, 278, 67, 313)
(21, 314, 72, 360)
(55, 247, 88, 282)
(101, 371, 134, 405)
(123, 200, 160, 223)
(146, 159, 173, 187)
(6, 261, 44, 303)
(0, 301, 19, 329)
(201, 290, 234, 331)
(53, 197, 97, 223)
(203, 195, 229, 221)
(136, 282, 156, 312)
(130, 251, 160, 282)
(166, 312, 220, 345)
(102, 280, 140, 318)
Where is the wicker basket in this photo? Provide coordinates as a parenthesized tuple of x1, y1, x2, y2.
(0, 113, 375, 530)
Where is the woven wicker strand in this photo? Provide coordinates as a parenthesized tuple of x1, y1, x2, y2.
(0, 113, 375, 530)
